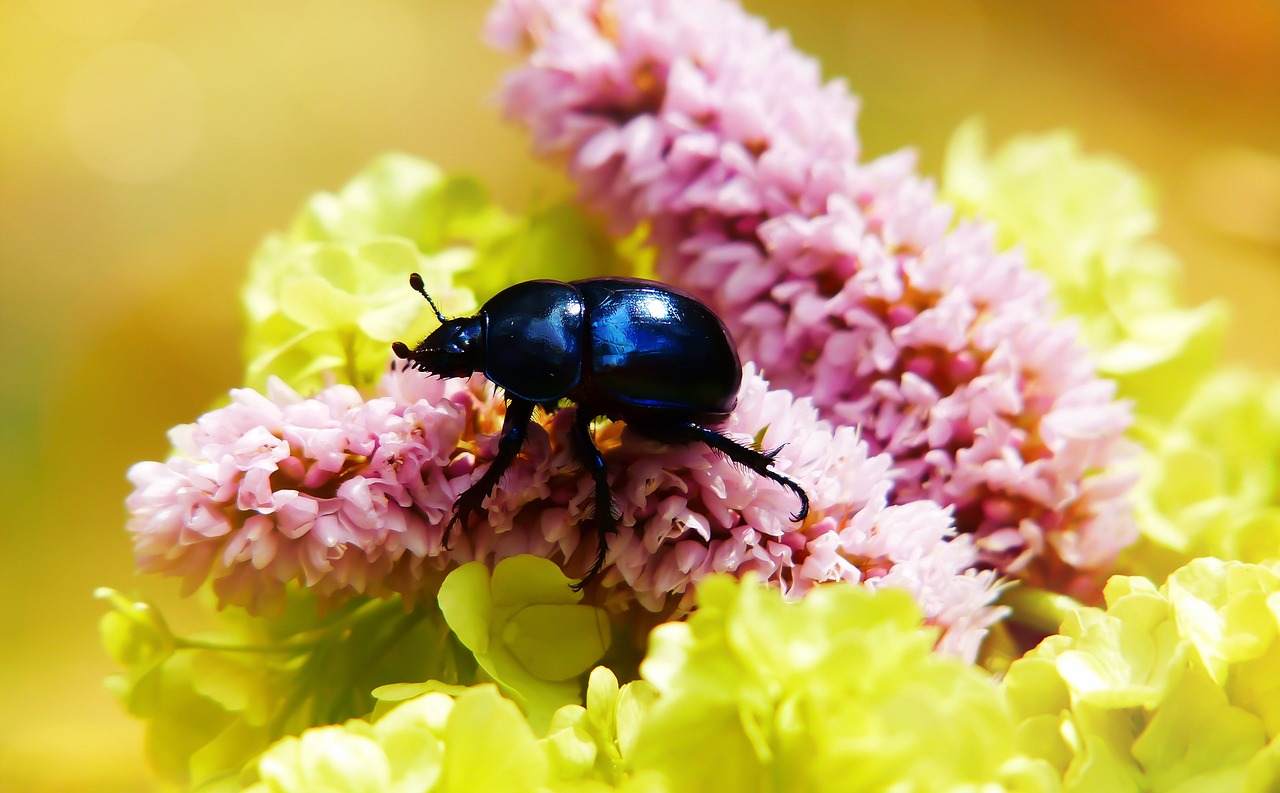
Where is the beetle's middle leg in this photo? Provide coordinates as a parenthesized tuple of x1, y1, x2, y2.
(630, 419, 810, 523)
(445, 397, 536, 548)
(569, 407, 618, 590)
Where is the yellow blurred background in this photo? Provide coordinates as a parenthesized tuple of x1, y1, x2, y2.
(2, 0, 1278, 790)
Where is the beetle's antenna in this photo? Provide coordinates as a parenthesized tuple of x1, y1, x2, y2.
(408, 272, 447, 324)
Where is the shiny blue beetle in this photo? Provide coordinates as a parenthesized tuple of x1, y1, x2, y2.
(392, 274, 809, 587)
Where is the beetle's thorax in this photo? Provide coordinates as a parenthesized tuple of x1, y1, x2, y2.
(403, 316, 485, 378)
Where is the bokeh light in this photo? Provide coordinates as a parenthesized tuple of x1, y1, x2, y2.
(1, 1, 1277, 790)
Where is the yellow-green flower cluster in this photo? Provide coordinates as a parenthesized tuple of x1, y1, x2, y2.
(248, 683, 566, 793)
(242, 154, 487, 393)
(1004, 558, 1280, 791)
(1127, 369, 1280, 581)
(632, 576, 1055, 793)
(242, 153, 624, 393)
(246, 669, 660, 793)
(942, 122, 1226, 421)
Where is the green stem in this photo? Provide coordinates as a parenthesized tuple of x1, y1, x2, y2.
(343, 330, 360, 386)
(172, 636, 320, 653)
(1000, 584, 1085, 635)
(171, 596, 404, 655)
(325, 608, 428, 724)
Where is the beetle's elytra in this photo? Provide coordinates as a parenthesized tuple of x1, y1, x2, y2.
(392, 273, 809, 588)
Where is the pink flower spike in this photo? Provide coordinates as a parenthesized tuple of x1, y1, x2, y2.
(126, 367, 1003, 657)
(487, 0, 1138, 601)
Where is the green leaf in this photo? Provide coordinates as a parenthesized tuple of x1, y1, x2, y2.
(438, 561, 495, 654)
(437, 557, 612, 734)
(503, 604, 612, 682)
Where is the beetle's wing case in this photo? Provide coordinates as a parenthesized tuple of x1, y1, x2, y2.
(484, 280, 586, 402)
(575, 277, 741, 419)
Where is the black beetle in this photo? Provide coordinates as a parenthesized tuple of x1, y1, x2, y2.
(392, 273, 809, 587)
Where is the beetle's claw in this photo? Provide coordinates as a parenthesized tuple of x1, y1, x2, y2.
(439, 514, 458, 551)
(571, 541, 609, 592)
(442, 497, 485, 552)
(786, 482, 810, 523)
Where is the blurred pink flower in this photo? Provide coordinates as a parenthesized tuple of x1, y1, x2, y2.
(127, 367, 1001, 657)
(487, 0, 1137, 600)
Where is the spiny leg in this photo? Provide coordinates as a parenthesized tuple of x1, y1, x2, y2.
(569, 408, 617, 590)
(445, 397, 536, 548)
(630, 419, 810, 523)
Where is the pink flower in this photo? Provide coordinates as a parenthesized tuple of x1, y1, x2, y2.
(126, 379, 462, 616)
(487, 0, 1137, 601)
(127, 367, 1001, 657)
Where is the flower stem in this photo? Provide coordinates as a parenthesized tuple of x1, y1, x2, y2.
(999, 584, 1084, 635)
(172, 597, 407, 654)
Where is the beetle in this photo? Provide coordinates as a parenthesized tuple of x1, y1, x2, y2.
(392, 273, 809, 588)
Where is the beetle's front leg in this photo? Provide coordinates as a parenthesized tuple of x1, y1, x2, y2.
(569, 408, 618, 590)
(444, 397, 536, 548)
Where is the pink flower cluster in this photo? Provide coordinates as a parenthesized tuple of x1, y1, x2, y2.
(126, 367, 1001, 658)
(487, 0, 1137, 600)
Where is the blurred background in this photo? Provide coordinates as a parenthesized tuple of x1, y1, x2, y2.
(2, 0, 1278, 789)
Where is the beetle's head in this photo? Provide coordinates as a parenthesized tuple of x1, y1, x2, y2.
(391, 272, 485, 378)
(392, 316, 484, 378)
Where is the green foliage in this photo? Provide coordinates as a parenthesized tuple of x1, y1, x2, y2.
(98, 587, 459, 791)
(1003, 558, 1280, 792)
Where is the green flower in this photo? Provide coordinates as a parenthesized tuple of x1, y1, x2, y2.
(942, 121, 1226, 421)
(630, 576, 1054, 793)
(1003, 558, 1280, 792)
(245, 671, 662, 793)
(247, 685, 547, 793)
(540, 667, 658, 787)
(1126, 369, 1280, 581)
(243, 154, 487, 393)
(242, 154, 626, 394)
(437, 556, 612, 734)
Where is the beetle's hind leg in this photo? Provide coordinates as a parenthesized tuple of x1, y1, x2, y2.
(445, 397, 536, 549)
(569, 408, 619, 591)
(630, 420, 810, 523)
